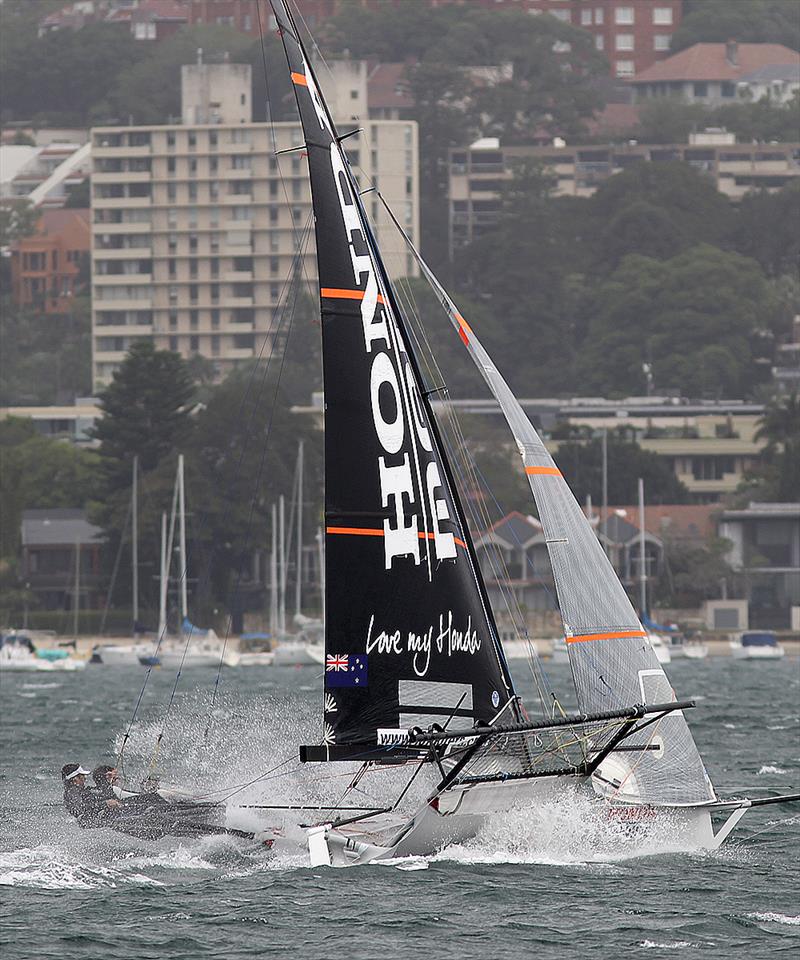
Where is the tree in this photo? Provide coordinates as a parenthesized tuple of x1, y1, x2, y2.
(740, 393, 800, 502)
(587, 161, 734, 273)
(0, 418, 98, 558)
(728, 181, 800, 278)
(577, 245, 782, 398)
(672, 0, 800, 53)
(185, 364, 323, 615)
(551, 431, 690, 506)
(0, 199, 38, 250)
(653, 536, 734, 609)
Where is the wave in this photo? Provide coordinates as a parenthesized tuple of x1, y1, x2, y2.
(757, 765, 789, 775)
(747, 912, 800, 926)
(433, 793, 708, 867)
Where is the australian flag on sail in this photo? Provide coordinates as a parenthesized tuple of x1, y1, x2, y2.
(325, 654, 368, 688)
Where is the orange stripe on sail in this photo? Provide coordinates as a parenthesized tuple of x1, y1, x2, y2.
(566, 630, 647, 644)
(326, 526, 466, 549)
(525, 466, 562, 476)
(291, 72, 308, 86)
(454, 312, 472, 346)
(321, 288, 385, 305)
(326, 526, 384, 538)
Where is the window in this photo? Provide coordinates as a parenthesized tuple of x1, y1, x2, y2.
(190, 335, 199, 352)
(595, 35, 604, 50)
(595, 7, 604, 25)
(232, 206, 251, 221)
(189, 260, 198, 279)
(721, 81, 735, 98)
(693, 82, 708, 98)
(615, 60, 635, 77)
(615, 34, 634, 51)
(209, 130, 218, 148)
(189, 284, 198, 303)
(210, 233, 220, 253)
(169, 285, 178, 304)
(210, 284, 219, 303)
(231, 155, 251, 169)
(169, 336, 178, 351)
(188, 183, 198, 201)
(209, 157, 218, 174)
(188, 207, 198, 228)
(169, 308, 178, 329)
(209, 181, 219, 200)
(167, 131, 176, 149)
(167, 157, 176, 174)
(211, 334, 220, 356)
(190, 309, 198, 329)
(551, 8, 570, 22)
(209, 207, 220, 227)
(230, 129, 251, 144)
(350, 89, 358, 100)
(233, 334, 254, 350)
(654, 34, 671, 51)
(168, 258, 176, 278)
(210, 258, 219, 278)
(188, 132, 196, 149)
(581, 9, 592, 25)
(167, 183, 177, 202)
(615, 7, 634, 25)
(189, 234, 198, 253)
(168, 234, 177, 254)
(269, 208, 278, 224)
(653, 7, 673, 25)
(210, 309, 220, 328)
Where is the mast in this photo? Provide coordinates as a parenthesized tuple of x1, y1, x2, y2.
(638, 476, 647, 618)
(279, 494, 286, 634)
(270, 503, 278, 638)
(132, 455, 139, 631)
(158, 511, 168, 637)
(601, 428, 608, 557)
(73, 538, 80, 637)
(295, 440, 304, 617)
(178, 453, 188, 621)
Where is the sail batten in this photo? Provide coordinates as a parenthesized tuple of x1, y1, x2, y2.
(271, 0, 515, 749)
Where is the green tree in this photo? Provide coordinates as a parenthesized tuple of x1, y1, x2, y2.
(672, 0, 800, 52)
(740, 393, 800, 502)
(552, 431, 690, 506)
(728, 181, 800, 278)
(0, 199, 38, 250)
(577, 245, 782, 398)
(185, 364, 323, 615)
(653, 536, 734, 609)
(587, 161, 734, 273)
(0, 418, 98, 558)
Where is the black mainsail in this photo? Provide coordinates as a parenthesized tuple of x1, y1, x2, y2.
(271, 0, 516, 753)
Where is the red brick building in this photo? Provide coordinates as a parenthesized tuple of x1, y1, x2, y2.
(10, 209, 90, 315)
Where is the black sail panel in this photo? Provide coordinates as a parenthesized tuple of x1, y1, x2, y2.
(271, 1, 514, 746)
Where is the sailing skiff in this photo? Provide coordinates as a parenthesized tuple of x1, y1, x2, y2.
(258, 1, 798, 867)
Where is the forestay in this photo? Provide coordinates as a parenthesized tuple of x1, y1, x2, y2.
(399, 234, 715, 805)
(272, 0, 516, 751)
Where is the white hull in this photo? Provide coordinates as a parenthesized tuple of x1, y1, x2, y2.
(236, 651, 275, 667)
(273, 641, 325, 666)
(730, 643, 785, 660)
(501, 639, 540, 660)
(0, 653, 86, 672)
(667, 642, 709, 660)
(94, 644, 154, 666)
(156, 648, 236, 668)
(309, 774, 741, 868)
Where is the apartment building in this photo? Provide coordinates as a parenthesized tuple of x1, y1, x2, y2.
(10, 209, 90, 314)
(449, 135, 800, 252)
(91, 61, 419, 386)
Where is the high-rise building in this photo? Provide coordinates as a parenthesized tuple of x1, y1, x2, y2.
(90, 59, 419, 387)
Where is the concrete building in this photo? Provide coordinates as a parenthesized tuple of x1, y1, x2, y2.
(0, 399, 101, 445)
(449, 135, 800, 252)
(630, 41, 800, 105)
(0, 139, 90, 208)
(429, 396, 767, 503)
(20, 509, 104, 613)
(718, 502, 800, 630)
(10, 209, 90, 314)
(90, 60, 419, 386)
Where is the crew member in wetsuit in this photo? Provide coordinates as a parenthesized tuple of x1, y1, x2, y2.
(61, 763, 120, 827)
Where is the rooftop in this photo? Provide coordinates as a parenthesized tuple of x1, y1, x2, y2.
(21, 509, 102, 548)
(631, 42, 800, 85)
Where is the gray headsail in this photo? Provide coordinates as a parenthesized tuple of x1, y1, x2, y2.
(390, 211, 714, 806)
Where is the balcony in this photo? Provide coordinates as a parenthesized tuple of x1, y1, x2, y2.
(93, 272, 152, 285)
(93, 171, 152, 184)
(223, 270, 254, 282)
(222, 295, 254, 308)
(93, 195, 152, 209)
(92, 246, 152, 259)
(92, 220, 151, 234)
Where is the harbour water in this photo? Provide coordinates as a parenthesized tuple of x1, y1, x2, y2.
(1, 658, 798, 959)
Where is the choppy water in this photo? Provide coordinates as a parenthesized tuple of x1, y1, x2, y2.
(1, 658, 798, 959)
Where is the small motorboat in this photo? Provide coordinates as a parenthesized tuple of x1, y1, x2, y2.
(730, 631, 785, 660)
(93, 642, 158, 666)
(665, 634, 709, 660)
(0, 633, 86, 672)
